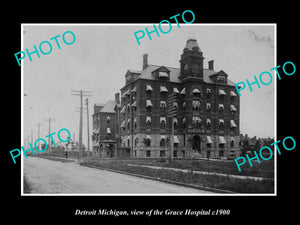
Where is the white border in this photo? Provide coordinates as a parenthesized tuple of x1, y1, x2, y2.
(21, 23, 277, 197)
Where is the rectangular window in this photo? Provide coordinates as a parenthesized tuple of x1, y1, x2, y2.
(146, 116, 151, 129)
(219, 104, 224, 113)
(192, 116, 201, 128)
(219, 143, 225, 148)
(192, 100, 200, 111)
(173, 151, 177, 157)
(206, 88, 211, 97)
(160, 92, 167, 99)
(217, 76, 225, 83)
(146, 150, 151, 157)
(206, 103, 211, 111)
(219, 150, 224, 157)
(230, 140, 234, 148)
(160, 151, 166, 157)
(160, 138, 166, 147)
(182, 151, 185, 158)
(160, 101, 166, 111)
(160, 117, 166, 129)
(134, 138, 138, 147)
(127, 120, 130, 130)
(219, 119, 224, 128)
(207, 151, 211, 158)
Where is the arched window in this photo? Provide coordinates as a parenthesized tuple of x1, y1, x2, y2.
(160, 117, 166, 129)
(182, 118, 186, 128)
(127, 119, 130, 130)
(191, 63, 200, 75)
(160, 138, 166, 147)
(184, 63, 188, 70)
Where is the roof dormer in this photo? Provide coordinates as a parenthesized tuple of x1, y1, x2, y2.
(151, 66, 170, 81)
(125, 69, 141, 84)
(209, 70, 228, 84)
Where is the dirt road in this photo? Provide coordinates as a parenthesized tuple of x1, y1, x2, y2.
(24, 157, 212, 194)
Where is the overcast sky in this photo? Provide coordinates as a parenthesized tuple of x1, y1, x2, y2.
(22, 24, 275, 146)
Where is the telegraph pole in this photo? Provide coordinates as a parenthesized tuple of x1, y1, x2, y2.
(31, 130, 33, 145)
(75, 106, 87, 151)
(85, 98, 90, 154)
(43, 118, 56, 155)
(35, 122, 42, 150)
(71, 90, 92, 162)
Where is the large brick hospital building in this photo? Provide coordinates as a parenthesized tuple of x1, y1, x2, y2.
(93, 39, 240, 159)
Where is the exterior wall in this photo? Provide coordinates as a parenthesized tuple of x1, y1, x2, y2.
(118, 76, 240, 159)
(92, 106, 117, 158)
(98, 112, 115, 141)
(117, 40, 240, 159)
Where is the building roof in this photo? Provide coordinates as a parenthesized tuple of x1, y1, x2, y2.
(134, 64, 236, 85)
(100, 100, 116, 113)
(128, 69, 141, 74)
(94, 103, 104, 107)
(93, 103, 105, 114)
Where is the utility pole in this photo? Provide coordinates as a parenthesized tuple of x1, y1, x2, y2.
(71, 90, 92, 162)
(35, 123, 42, 150)
(43, 117, 56, 153)
(27, 135, 29, 149)
(85, 98, 90, 154)
(31, 130, 33, 145)
(75, 106, 87, 150)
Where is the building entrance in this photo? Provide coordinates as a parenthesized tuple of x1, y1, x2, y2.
(192, 135, 201, 152)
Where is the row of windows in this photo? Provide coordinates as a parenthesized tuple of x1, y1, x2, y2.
(122, 85, 238, 98)
(141, 149, 234, 158)
(120, 100, 238, 114)
(120, 117, 237, 130)
(93, 115, 112, 124)
(126, 135, 236, 149)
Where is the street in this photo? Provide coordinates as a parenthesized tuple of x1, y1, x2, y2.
(23, 157, 213, 194)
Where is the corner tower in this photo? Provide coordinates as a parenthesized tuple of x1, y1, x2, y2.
(179, 39, 204, 81)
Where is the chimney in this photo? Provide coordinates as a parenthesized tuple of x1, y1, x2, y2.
(143, 53, 148, 70)
(208, 60, 214, 70)
(115, 92, 120, 105)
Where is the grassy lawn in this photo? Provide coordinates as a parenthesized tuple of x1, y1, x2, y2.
(80, 159, 274, 193)
(126, 158, 275, 179)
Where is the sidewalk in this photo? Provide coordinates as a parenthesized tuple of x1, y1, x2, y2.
(127, 164, 271, 181)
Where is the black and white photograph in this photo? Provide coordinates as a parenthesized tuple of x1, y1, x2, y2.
(4, 5, 298, 223)
(21, 24, 275, 195)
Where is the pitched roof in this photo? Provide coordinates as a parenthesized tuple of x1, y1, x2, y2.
(128, 69, 141, 74)
(100, 100, 116, 113)
(94, 103, 104, 107)
(135, 64, 236, 85)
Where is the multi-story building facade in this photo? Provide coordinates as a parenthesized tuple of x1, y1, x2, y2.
(116, 39, 240, 159)
(92, 100, 117, 157)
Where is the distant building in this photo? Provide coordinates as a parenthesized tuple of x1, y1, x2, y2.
(114, 39, 241, 159)
(92, 100, 116, 157)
